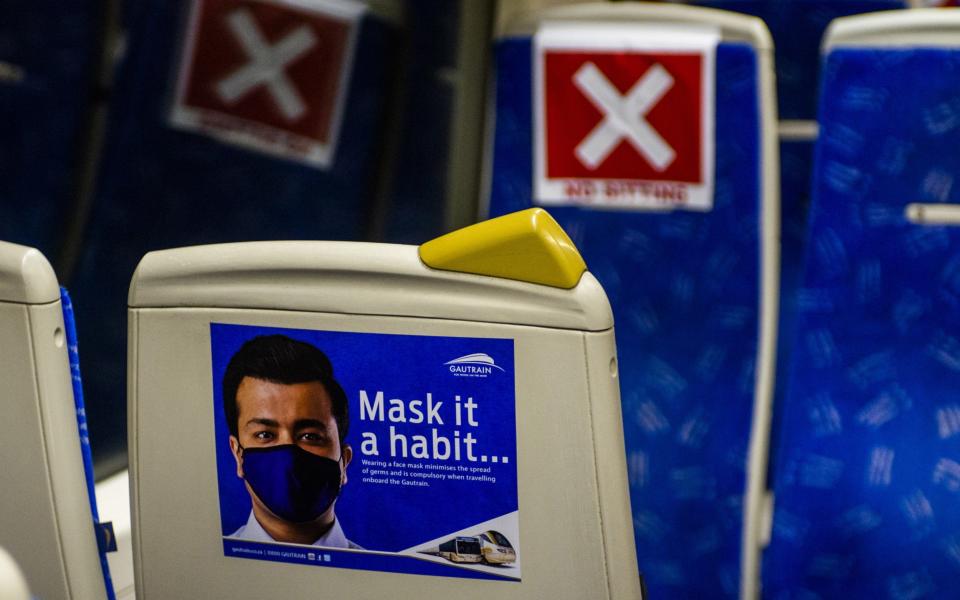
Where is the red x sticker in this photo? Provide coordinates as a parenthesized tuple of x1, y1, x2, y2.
(170, 0, 365, 168)
(534, 23, 718, 211)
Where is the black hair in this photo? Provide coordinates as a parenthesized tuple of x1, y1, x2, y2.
(222, 335, 349, 443)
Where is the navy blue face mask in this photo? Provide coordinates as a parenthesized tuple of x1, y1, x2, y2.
(240, 444, 343, 523)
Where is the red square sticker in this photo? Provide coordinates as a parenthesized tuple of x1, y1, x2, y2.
(170, 0, 365, 168)
(544, 52, 703, 183)
(534, 24, 718, 211)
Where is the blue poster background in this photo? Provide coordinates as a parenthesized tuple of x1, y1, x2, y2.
(210, 323, 518, 557)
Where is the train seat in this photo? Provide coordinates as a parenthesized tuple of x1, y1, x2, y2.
(686, 0, 908, 120)
(126, 209, 641, 599)
(685, 4, 909, 476)
(764, 9, 960, 597)
(486, 4, 779, 598)
(0, 241, 113, 599)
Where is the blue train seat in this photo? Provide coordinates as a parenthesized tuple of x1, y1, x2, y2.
(764, 9, 960, 598)
(0, 1, 101, 258)
(687, 0, 907, 120)
(0, 241, 115, 599)
(683, 1, 908, 478)
(770, 136, 817, 476)
(66, 0, 396, 472)
(486, 4, 779, 598)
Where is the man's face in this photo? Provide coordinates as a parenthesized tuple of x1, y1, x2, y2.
(229, 377, 352, 502)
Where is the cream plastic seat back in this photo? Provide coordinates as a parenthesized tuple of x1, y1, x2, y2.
(0, 241, 107, 599)
(127, 209, 641, 599)
(0, 545, 30, 600)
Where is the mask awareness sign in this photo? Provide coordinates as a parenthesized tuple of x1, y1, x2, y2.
(534, 22, 719, 211)
(211, 323, 521, 581)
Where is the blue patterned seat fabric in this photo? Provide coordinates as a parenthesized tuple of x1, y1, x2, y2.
(60, 288, 116, 600)
(685, 0, 906, 484)
(68, 0, 394, 473)
(769, 139, 816, 477)
(0, 1, 100, 258)
(764, 47, 960, 598)
(488, 37, 762, 599)
(688, 0, 906, 120)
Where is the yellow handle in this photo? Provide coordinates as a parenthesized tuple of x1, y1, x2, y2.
(419, 208, 587, 289)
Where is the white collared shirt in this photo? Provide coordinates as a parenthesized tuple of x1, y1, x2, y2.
(230, 511, 361, 549)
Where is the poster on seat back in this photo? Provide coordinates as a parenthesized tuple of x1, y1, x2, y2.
(211, 322, 521, 581)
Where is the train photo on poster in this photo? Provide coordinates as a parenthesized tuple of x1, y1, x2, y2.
(422, 531, 517, 566)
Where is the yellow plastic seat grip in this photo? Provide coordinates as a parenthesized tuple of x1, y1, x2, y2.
(418, 208, 587, 289)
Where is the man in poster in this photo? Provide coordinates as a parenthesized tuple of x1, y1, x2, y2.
(222, 334, 360, 549)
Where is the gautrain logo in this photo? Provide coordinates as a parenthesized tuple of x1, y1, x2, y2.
(445, 353, 505, 378)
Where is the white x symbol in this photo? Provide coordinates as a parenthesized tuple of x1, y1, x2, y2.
(216, 8, 317, 121)
(574, 62, 676, 171)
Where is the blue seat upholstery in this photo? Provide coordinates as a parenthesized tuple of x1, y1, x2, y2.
(61, 288, 117, 600)
(685, 1, 907, 489)
(488, 18, 772, 599)
(67, 0, 395, 470)
(688, 1, 907, 120)
(0, 1, 100, 258)
(769, 138, 816, 473)
(764, 20, 960, 598)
